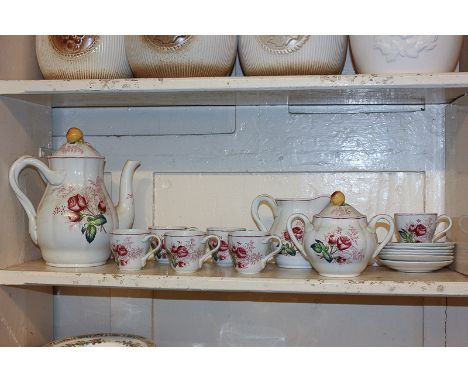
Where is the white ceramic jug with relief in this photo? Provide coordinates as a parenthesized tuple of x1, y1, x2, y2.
(286, 192, 394, 277)
(251, 194, 330, 268)
(9, 128, 140, 267)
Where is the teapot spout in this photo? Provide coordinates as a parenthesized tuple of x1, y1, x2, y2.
(115, 160, 141, 229)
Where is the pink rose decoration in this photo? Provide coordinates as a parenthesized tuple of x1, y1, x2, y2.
(236, 247, 247, 258)
(237, 262, 246, 268)
(415, 224, 427, 237)
(219, 240, 229, 252)
(284, 227, 303, 241)
(116, 245, 128, 257)
(408, 224, 416, 233)
(119, 258, 128, 266)
(336, 236, 352, 251)
(98, 200, 106, 212)
(68, 211, 82, 222)
(328, 234, 338, 245)
(177, 246, 189, 257)
(177, 261, 186, 267)
(219, 255, 226, 261)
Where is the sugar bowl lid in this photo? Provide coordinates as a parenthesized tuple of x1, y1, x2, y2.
(315, 191, 366, 219)
(51, 127, 103, 159)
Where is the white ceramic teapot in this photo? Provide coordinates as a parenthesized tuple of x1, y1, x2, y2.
(286, 191, 394, 277)
(9, 128, 140, 267)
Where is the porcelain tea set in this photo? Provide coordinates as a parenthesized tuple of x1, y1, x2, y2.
(9, 129, 455, 277)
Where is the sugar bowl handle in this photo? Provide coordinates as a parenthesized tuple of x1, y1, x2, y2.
(367, 214, 395, 259)
(251, 194, 278, 232)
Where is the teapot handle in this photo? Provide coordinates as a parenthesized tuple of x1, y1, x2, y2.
(9, 155, 65, 245)
(251, 194, 278, 232)
(367, 214, 395, 260)
(286, 213, 311, 259)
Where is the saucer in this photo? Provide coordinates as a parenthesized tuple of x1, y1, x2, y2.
(378, 259, 453, 273)
(380, 249, 453, 255)
(378, 254, 453, 262)
(385, 242, 455, 249)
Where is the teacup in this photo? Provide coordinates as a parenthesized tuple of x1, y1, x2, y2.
(149, 226, 189, 264)
(228, 230, 282, 274)
(110, 229, 162, 271)
(395, 213, 453, 243)
(206, 227, 246, 266)
(164, 230, 220, 273)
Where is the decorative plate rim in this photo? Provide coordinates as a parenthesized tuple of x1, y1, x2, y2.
(45, 333, 155, 347)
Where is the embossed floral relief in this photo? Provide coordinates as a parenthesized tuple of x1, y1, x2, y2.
(373, 35, 438, 62)
(257, 35, 309, 54)
(144, 35, 192, 50)
(49, 35, 99, 57)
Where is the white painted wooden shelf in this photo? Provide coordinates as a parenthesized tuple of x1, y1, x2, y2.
(0, 73, 468, 107)
(1, 259, 468, 296)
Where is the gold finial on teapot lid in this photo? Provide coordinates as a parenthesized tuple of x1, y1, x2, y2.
(330, 191, 345, 206)
(66, 127, 84, 144)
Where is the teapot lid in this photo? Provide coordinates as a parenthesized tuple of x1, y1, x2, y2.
(51, 128, 104, 159)
(315, 191, 366, 219)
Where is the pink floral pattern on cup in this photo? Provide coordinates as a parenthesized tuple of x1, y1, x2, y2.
(228, 231, 282, 274)
(207, 227, 246, 266)
(164, 231, 220, 273)
(110, 230, 161, 271)
(395, 213, 452, 243)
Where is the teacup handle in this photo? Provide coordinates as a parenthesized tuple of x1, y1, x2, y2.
(251, 194, 277, 232)
(367, 214, 394, 259)
(141, 234, 162, 266)
(432, 215, 453, 243)
(261, 235, 282, 266)
(200, 235, 221, 267)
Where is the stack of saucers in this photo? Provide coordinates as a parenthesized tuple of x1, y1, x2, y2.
(378, 242, 455, 272)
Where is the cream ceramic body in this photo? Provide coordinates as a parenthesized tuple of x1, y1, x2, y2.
(350, 35, 463, 74)
(206, 227, 246, 267)
(164, 230, 220, 273)
(125, 35, 237, 78)
(9, 141, 140, 267)
(251, 194, 330, 269)
(287, 204, 394, 277)
(110, 229, 161, 271)
(228, 231, 282, 274)
(239, 35, 348, 76)
(394, 213, 452, 243)
(36, 35, 132, 79)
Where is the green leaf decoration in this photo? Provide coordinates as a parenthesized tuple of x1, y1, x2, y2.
(398, 229, 414, 243)
(81, 226, 86, 234)
(322, 248, 333, 263)
(311, 240, 327, 253)
(85, 224, 97, 243)
(93, 214, 107, 226)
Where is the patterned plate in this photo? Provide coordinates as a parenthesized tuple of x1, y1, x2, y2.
(46, 333, 155, 347)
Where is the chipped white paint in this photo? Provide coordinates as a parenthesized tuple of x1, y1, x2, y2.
(2, 260, 468, 296)
(1, 74, 468, 107)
